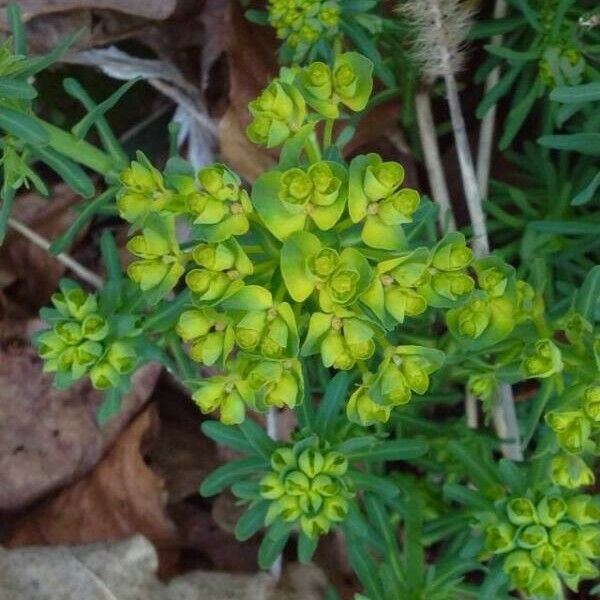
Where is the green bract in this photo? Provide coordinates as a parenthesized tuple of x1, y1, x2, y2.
(260, 441, 353, 538)
(253, 160, 347, 240)
(482, 490, 600, 597)
(297, 52, 373, 117)
(348, 153, 419, 251)
(247, 77, 306, 148)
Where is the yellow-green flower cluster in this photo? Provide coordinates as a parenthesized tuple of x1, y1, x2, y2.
(267, 0, 341, 52)
(546, 385, 600, 454)
(346, 345, 445, 426)
(259, 441, 353, 538)
(484, 493, 600, 597)
(191, 356, 303, 424)
(551, 453, 596, 490)
(35, 281, 136, 389)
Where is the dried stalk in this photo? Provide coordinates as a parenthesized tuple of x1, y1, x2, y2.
(476, 0, 508, 197)
(8, 217, 103, 289)
(403, 0, 522, 458)
(414, 89, 456, 232)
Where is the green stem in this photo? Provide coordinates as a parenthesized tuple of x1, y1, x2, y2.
(39, 119, 115, 177)
(303, 134, 321, 164)
(323, 118, 334, 150)
(50, 188, 117, 254)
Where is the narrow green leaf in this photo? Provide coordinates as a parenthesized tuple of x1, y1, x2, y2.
(314, 371, 351, 438)
(537, 133, 600, 156)
(476, 65, 520, 119)
(345, 438, 428, 463)
(257, 522, 293, 569)
(0, 107, 49, 146)
(498, 459, 527, 495)
(234, 500, 268, 541)
(238, 418, 277, 460)
(576, 265, 600, 322)
(200, 456, 266, 497)
(20, 31, 79, 78)
(572, 172, 600, 206)
(0, 78, 37, 100)
(505, 0, 541, 30)
(527, 220, 600, 235)
(0, 186, 16, 244)
(50, 188, 116, 255)
(484, 44, 538, 63)
(231, 480, 260, 500)
(443, 483, 493, 511)
(68, 77, 140, 140)
(346, 533, 384, 599)
(28, 144, 94, 198)
(96, 388, 122, 426)
(298, 531, 318, 564)
(346, 470, 399, 499)
(447, 441, 502, 493)
(6, 3, 26, 55)
(499, 78, 543, 149)
(201, 420, 254, 454)
(468, 16, 526, 39)
(551, 81, 600, 104)
(522, 379, 554, 450)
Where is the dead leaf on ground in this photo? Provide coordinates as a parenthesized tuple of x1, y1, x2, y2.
(0, 345, 161, 510)
(148, 378, 217, 504)
(0, 185, 86, 314)
(5, 406, 179, 573)
(0, 0, 177, 26)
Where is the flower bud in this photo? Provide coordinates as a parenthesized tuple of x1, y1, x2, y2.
(322, 452, 348, 477)
(309, 248, 339, 278)
(54, 321, 83, 345)
(555, 548, 584, 578)
(90, 361, 120, 390)
(546, 410, 591, 454)
(506, 497, 537, 526)
(478, 267, 508, 297)
(328, 267, 360, 304)
(578, 526, 600, 559)
(528, 569, 560, 597)
(280, 168, 312, 207)
(302, 62, 332, 100)
(522, 339, 563, 379)
(582, 385, 600, 423)
(384, 286, 428, 323)
(271, 447, 296, 473)
(467, 373, 496, 402)
(431, 271, 474, 301)
(551, 453, 595, 489)
(81, 314, 109, 341)
(531, 543, 556, 569)
(549, 522, 578, 549)
(503, 550, 535, 589)
(363, 160, 404, 201)
(259, 472, 285, 500)
(332, 52, 373, 113)
(378, 188, 420, 224)
(567, 495, 600, 526)
(106, 341, 136, 374)
(321, 331, 354, 370)
(432, 236, 472, 271)
(36, 331, 67, 361)
(176, 309, 213, 342)
(537, 496, 567, 528)
(346, 386, 392, 426)
(517, 524, 548, 549)
(456, 299, 491, 339)
(484, 522, 515, 554)
(298, 449, 325, 479)
(52, 285, 97, 320)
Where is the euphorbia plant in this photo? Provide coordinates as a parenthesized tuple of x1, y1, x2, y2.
(1, 3, 599, 599)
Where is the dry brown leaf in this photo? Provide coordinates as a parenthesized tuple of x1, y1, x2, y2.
(0, 185, 86, 313)
(0, 345, 161, 510)
(5, 406, 178, 572)
(149, 382, 217, 504)
(218, 1, 279, 181)
(0, 0, 177, 26)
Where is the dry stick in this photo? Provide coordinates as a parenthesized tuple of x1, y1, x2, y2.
(476, 0, 508, 197)
(7, 217, 103, 289)
(414, 89, 457, 233)
(414, 89, 478, 426)
(427, 1, 522, 460)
